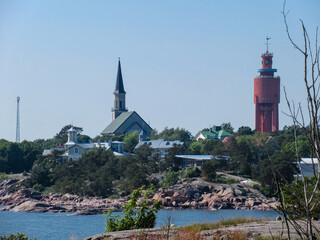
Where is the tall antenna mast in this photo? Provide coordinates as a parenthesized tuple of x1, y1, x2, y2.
(16, 96, 20, 143)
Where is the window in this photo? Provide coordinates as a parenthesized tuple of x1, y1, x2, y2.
(119, 101, 122, 108)
(75, 147, 79, 154)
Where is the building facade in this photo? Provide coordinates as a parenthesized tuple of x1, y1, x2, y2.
(254, 45, 280, 132)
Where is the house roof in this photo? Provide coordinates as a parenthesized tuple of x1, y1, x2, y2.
(135, 139, 183, 149)
(217, 130, 233, 139)
(200, 130, 218, 138)
(175, 155, 213, 161)
(114, 59, 126, 94)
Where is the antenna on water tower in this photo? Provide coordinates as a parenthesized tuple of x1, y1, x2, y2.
(16, 96, 20, 143)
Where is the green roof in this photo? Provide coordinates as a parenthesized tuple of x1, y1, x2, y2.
(217, 130, 233, 139)
(200, 129, 233, 140)
(200, 130, 218, 139)
(101, 111, 135, 134)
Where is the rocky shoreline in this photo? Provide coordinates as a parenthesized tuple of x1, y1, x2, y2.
(0, 178, 278, 215)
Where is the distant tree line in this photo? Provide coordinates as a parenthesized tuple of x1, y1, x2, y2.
(0, 124, 312, 198)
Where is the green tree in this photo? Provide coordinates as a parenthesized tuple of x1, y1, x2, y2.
(257, 148, 297, 196)
(237, 126, 253, 136)
(54, 124, 83, 145)
(278, 177, 320, 220)
(164, 144, 185, 171)
(201, 160, 217, 182)
(161, 168, 179, 188)
(155, 127, 192, 142)
(104, 187, 161, 232)
(123, 131, 139, 153)
(221, 122, 234, 133)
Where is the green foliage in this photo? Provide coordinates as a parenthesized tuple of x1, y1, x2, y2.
(104, 187, 161, 232)
(163, 144, 185, 171)
(278, 177, 320, 219)
(0, 233, 37, 240)
(201, 160, 217, 182)
(77, 134, 92, 143)
(123, 131, 139, 153)
(54, 124, 83, 145)
(93, 134, 124, 142)
(54, 148, 118, 197)
(151, 127, 192, 142)
(32, 183, 44, 192)
(255, 148, 297, 196)
(221, 122, 234, 133)
(183, 167, 201, 178)
(215, 175, 237, 184)
(237, 126, 253, 136)
(161, 169, 179, 188)
(0, 139, 41, 174)
(0, 173, 9, 181)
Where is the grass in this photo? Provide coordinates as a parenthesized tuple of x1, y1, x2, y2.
(180, 217, 269, 233)
(0, 173, 9, 181)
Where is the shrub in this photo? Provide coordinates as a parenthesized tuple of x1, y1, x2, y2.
(32, 183, 44, 192)
(183, 167, 201, 179)
(104, 186, 161, 232)
(0, 233, 37, 240)
(161, 169, 179, 188)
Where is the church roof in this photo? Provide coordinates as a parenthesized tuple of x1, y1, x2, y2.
(101, 111, 152, 135)
(102, 111, 134, 134)
(114, 59, 126, 94)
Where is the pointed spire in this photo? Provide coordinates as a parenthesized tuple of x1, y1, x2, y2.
(114, 58, 126, 94)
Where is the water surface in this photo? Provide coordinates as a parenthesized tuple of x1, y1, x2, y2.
(0, 209, 278, 240)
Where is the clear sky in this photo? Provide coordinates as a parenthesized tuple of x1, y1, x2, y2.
(0, 0, 319, 141)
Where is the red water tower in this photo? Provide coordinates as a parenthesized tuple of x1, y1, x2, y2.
(254, 40, 280, 132)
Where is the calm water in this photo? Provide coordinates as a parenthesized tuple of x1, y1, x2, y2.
(0, 209, 278, 240)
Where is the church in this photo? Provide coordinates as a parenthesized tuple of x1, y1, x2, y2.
(101, 60, 152, 138)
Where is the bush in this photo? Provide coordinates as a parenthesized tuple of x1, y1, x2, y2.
(32, 183, 44, 192)
(183, 167, 201, 178)
(104, 186, 161, 232)
(0, 173, 9, 181)
(0, 233, 37, 240)
(161, 169, 179, 188)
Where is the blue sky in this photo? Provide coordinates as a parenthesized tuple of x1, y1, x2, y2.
(0, 0, 319, 141)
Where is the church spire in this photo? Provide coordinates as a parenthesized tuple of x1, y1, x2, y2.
(114, 58, 126, 94)
(112, 58, 128, 121)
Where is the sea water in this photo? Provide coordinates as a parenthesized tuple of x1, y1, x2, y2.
(0, 209, 279, 240)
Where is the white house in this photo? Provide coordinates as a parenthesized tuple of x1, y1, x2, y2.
(43, 126, 125, 161)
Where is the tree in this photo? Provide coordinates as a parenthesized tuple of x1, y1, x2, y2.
(201, 160, 217, 182)
(123, 131, 139, 153)
(54, 124, 83, 145)
(237, 126, 253, 136)
(275, 2, 320, 238)
(104, 187, 161, 232)
(221, 122, 234, 133)
(155, 127, 193, 142)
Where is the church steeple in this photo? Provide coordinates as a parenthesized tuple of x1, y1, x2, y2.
(112, 58, 128, 121)
(114, 59, 126, 94)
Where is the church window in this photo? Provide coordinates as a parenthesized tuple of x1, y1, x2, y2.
(75, 147, 79, 154)
(120, 101, 122, 108)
